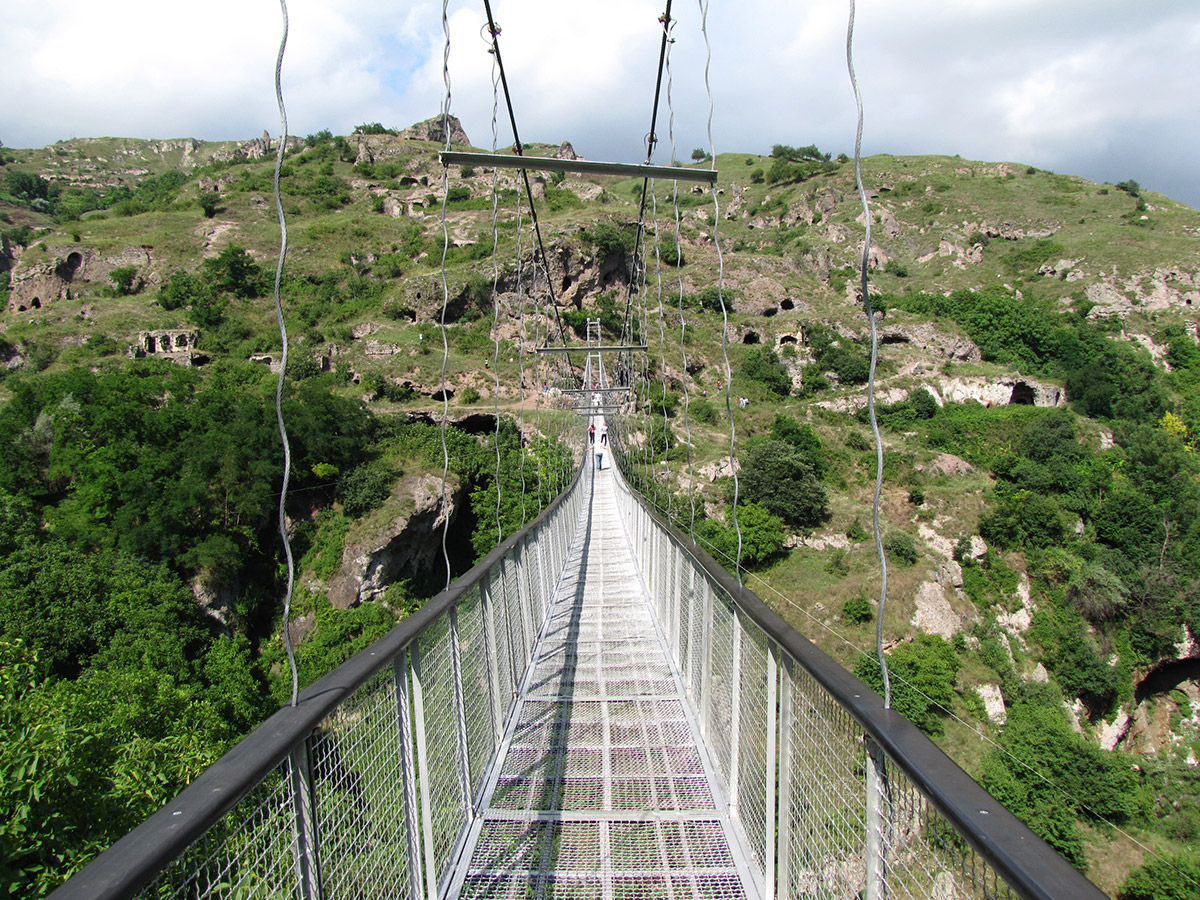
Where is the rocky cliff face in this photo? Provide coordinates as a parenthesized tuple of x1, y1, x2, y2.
(325, 472, 464, 609)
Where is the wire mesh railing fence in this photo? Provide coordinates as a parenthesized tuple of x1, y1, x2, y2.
(608, 462, 1108, 900)
(50, 461, 590, 900)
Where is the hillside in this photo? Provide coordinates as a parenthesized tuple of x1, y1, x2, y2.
(1, 121, 1199, 897)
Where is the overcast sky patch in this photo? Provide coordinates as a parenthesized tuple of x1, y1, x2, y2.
(2, 0, 1197, 207)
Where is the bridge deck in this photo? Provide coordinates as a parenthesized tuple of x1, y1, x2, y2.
(449, 466, 757, 900)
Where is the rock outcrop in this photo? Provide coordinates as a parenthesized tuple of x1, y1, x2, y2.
(398, 115, 471, 147)
(326, 473, 462, 609)
(5, 245, 92, 313)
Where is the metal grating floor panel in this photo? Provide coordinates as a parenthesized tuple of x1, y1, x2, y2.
(451, 469, 757, 900)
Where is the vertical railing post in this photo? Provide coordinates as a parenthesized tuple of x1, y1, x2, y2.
(480, 572, 505, 744)
(776, 654, 793, 900)
(506, 551, 525, 702)
(448, 606, 473, 814)
(410, 645, 439, 900)
(671, 551, 683, 668)
(764, 645, 778, 900)
(520, 541, 538, 670)
(394, 651, 424, 900)
(699, 581, 714, 738)
(865, 738, 888, 900)
(728, 620, 742, 812)
(287, 738, 322, 900)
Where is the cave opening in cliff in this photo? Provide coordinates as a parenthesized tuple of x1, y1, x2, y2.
(55, 251, 83, 281)
(1135, 658, 1200, 705)
(1009, 382, 1036, 405)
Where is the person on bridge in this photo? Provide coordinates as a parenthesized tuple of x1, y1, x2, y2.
(600, 422, 608, 445)
(595, 444, 604, 470)
(588, 422, 595, 444)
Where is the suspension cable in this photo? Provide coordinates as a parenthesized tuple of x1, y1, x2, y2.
(490, 47, 504, 546)
(847, 0, 891, 709)
(515, 186, 529, 525)
(651, 189, 673, 519)
(625, 3, 675, 345)
(437, 0, 453, 592)
(666, 45, 697, 538)
(269, 0, 298, 708)
(696, 0, 741, 582)
(480, 0, 573, 367)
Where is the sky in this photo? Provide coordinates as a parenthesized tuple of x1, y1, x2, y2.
(3, 0, 1199, 207)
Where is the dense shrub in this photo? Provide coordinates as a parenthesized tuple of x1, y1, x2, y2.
(1119, 853, 1200, 900)
(884, 531, 919, 566)
(842, 593, 873, 624)
(738, 440, 827, 527)
(580, 221, 630, 258)
(980, 700, 1144, 871)
(339, 461, 397, 519)
(696, 502, 785, 569)
(740, 347, 790, 397)
(688, 397, 717, 424)
(854, 635, 958, 735)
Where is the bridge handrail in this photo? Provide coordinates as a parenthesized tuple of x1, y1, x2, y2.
(609, 465, 1107, 900)
(49, 462, 588, 900)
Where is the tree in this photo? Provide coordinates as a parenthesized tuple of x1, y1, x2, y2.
(770, 415, 826, 477)
(980, 489, 1064, 550)
(0, 642, 87, 897)
(738, 440, 828, 527)
(696, 502, 784, 569)
(108, 266, 140, 296)
(690, 148, 708, 161)
(740, 347, 790, 397)
(201, 244, 264, 299)
(158, 269, 211, 311)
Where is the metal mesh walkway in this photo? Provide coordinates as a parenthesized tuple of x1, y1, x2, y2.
(450, 467, 758, 900)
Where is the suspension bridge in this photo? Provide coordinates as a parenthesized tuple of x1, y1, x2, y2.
(52, 442, 1104, 900)
(46, 1, 1115, 898)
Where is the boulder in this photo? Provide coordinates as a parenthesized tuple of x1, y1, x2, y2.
(978, 683, 1007, 724)
(919, 452, 974, 476)
(911, 581, 958, 638)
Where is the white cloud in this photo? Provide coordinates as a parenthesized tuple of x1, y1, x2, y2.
(2, 0, 1199, 206)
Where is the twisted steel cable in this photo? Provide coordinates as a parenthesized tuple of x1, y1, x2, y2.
(437, 0, 453, 591)
(696, 0, 741, 581)
(847, 0, 891, 708)
(270, 0, 298, 708)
